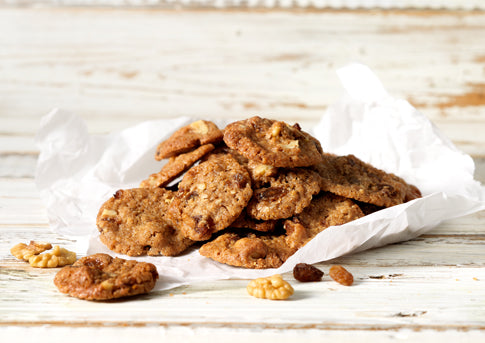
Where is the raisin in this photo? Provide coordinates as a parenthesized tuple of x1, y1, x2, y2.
(329, 265, 353, 286)
(113, 190, 124, 199)
(293, 263, 324, 282)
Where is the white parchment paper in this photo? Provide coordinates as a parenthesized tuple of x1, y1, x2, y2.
(35, 63, 485, 290)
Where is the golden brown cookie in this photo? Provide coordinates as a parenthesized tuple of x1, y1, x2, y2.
(97, 188, 193, 257)
(155, 120, 223, 160)
(246, 168, 321, 220)
(223, 116, 323, 168)
(54, 253, 158, 300)
(286, 192, 365, 239)
(198, 224, 307, 269)
(140, 144, 215, 189)
(313, 154, 419, 208)
(166, 153, 253, 241)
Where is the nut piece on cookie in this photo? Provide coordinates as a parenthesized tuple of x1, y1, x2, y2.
(28, 245, 77, 268)
(166, 154, 253, 241)
(54, 253, 159, 300)
(247, 274, 294, 300)
(313, 154, 420, 208)
(155, 120, 223, 160)
(223, 116, 323, 168)
(97, 188, 193, 257)
(11, 241, 53, 261)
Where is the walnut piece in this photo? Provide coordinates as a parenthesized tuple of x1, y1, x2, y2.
(10, 241, 52, 261)
(28, 245, 77, 268)
(247, 274, 294, 300)
(189, 120, 209, 134)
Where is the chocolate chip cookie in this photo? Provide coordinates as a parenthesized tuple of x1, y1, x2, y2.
(246, 168, 321, 220)
(54, 253, 158, 300)
(223, 116, 323, 168)
(166, 153, 253, 241)
(313, 153, 415, 208)
(155, 120, 223, 160)
(140, 144, 215, 189)
(97, 188, 193, 256)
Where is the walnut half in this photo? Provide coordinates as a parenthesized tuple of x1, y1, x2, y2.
(247, 274, 294, 300)
(28, 245, 77, 268)
(10, 241, 52, 261)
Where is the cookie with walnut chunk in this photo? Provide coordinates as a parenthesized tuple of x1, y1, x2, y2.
(198, 223, 307, 269)
(313, 153, 420, 208)
(54, 253, 158, 300)
(155, 120, 223, 160)
(97, 188, 193, 257)
(286, 192, 365, 240)
(166, 153, 253, 241)
(223, 116, 323, 168)
(246, 168, 321, 221)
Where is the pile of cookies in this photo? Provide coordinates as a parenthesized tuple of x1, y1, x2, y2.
(96, 116, 421, 269)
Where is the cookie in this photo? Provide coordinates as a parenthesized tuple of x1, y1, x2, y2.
(140, 144, 215, 189)
(223, 116, 323, 168)
(155, 120, 223, 160)
(199, 223, 307, 269)
(166, 153, 253, 241)
(97, 188, 193, 257)
(246, 168, 321, 220)
(313, 154, 416, 208)
(286, 192, 365, 240)
(54, 253, 158, 300)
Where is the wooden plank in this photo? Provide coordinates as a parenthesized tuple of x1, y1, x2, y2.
(1, 261, 484, 330)
(1, 9, 485, 152)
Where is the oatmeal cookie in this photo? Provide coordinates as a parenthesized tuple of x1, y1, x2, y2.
(166, 153, 253, 241)
(223, 116, 323, 168)
(97, 188, 193, 257)
(246, 168, 321, 220)
(199, 221, 308, 269)
(313, 153, 418, 208)
(54, 253, 158, 300)
(285, 192, 365, 241)
(155, 120, 223, 160)
(140, 144, 215, 189)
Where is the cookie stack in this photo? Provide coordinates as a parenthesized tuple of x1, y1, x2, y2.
(96, 116, 421, 269)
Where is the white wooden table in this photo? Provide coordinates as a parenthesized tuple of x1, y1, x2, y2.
(1, 6, 485, 342)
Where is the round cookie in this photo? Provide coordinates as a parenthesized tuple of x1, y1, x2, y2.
(286, 192, 365, 239)
(54, 253, 158, 300)
(223, 116, 323, 168)
(155, 120, 223, 160)
(140, 143, 215, 189)
(313, 153, 416, 208)
(199, 223, 307, 269)
(246, 168, 321, 220)
(166, 153, 253, 241)
(97, 188, 193, 257)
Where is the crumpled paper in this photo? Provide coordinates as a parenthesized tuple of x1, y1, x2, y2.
(35, 63, 485, 291)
